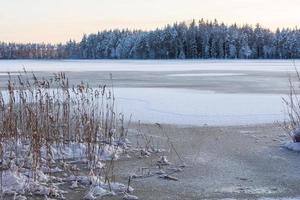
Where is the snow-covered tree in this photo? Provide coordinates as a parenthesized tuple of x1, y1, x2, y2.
(0, 19, 299, 59)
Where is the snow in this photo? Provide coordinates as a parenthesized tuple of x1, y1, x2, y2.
(283, 142, 300, 152)
(260, 197, 300, 200)
(70, 181, 79, 189)
(41, 166, 63, 173)
(157, 156, 171, 165)
(92, 185, 109, 196)
(0, 85, 284, 126)
(0, 59, 291, 198)
(68, 174, 134, 199)
(220, 186, 281, 195)
(0, 168, 63, 197)
(1, 141, 121, 163)
(0, 72, 19, 76)
(14, 195, 27, 200)
(83, 192, 96, 200)
(114, 88, 284, 126)
(123, 194, 139, 200)
(220, 198, 300, 200)
(167, 73, 245, 77)
(0, 138, 130, 198)
(0, 60, 298, 72)
(1, 170, 26, 194)
(0, 60, 291, 126)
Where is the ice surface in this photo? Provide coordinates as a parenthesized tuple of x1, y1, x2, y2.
(0, 60, 291, 126)
(260, 198, 300, 200)
(167, 73, 246, 77)
(0, 86, 285, 126)
(220, 198, 300, 200)
(114, 88, 284, 126)
(283, 142, 300, 152)
(0, 60, 298, 72)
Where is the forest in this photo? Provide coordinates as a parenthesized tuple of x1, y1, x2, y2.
(0, 19, 299, 59)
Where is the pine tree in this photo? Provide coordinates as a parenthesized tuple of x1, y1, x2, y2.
(0, 19, 299, 59)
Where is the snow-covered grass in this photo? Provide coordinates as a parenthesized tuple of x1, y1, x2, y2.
(0, 71, 185, 200)
(0, 72, 139, 199)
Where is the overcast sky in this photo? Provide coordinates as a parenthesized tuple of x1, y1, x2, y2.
(0, 0, 299, 43)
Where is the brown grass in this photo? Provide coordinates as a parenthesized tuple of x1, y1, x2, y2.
(283, 67, 300, 142)
(0, 71, 128, 193)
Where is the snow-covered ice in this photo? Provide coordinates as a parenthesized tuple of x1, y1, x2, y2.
(114, 88, 284, 126)
(0, 59, 293, 126)
(219, 198, 300, 200)
(0, 139, 130, 197)
(0, 59, 298, 72)
(283, 142, 300, 152)
(260, 197, 300, 200)
(49, 143, 122, 161)
(167, 73, 246, 77)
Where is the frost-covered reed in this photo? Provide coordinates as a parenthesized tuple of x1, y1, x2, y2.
(283, 68, 300, 142)
(0, 71, 131, 199)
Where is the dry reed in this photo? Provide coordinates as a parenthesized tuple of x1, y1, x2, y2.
(0, 71, 129, 198)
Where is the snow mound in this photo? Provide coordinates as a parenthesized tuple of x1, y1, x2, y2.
(283, 142, 300, 152)
(157, 156, 171, 165)
(49, 143, 122, 161)
(68, 174, 134, 198)
(123, 194, 139, 200)
(2, 170, 26, 194)
(1, 169, 64, 197)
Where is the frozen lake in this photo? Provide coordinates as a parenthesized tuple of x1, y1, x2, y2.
(0, 60, 297, 126)
(0, 59, 298, 72)
(114, 88, 284, 126)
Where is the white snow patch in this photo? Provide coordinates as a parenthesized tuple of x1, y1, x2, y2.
(1, 169, 63, 197)
(70, 181, 79, 189)
(240, 130, 256, 134)
(259, 197, 300, 200)
(0, 140, 129, 198)
(167, 73, 245, 77)
(115, 87, 283, 126)
(67, 175, 133, 197)
(0, 72, 19, 76)
(46, 143, 123, 161)
(217, 198, 300, 200)
(283, 142, 300, 152)
(157, 156, 171, 165)
(123, 194, 139, 200)
(220, 186, 280, 195)
(1, 170, 26, 194)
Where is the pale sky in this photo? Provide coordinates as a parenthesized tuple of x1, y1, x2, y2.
(0, 0, 299, 43)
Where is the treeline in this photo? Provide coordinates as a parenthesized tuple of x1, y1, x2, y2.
(1, 19, 300, 59)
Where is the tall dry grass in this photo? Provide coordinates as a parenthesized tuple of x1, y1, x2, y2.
(0, 71, 127, 188)
(283, 68, 300, 142)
